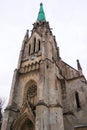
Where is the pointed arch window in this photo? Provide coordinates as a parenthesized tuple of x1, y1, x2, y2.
(38, 40, 41, 51)
(33, 38, 36, 53)
(28, 85, 37, 99)
(27, 84, 37, 116)
(75, 92, 81, 109)
(29, 44, 31, 55)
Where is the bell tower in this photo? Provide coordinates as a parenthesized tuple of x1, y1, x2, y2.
(1, 3, 64, 130)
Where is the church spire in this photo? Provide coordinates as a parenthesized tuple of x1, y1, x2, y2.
(37, 3, 46, 22)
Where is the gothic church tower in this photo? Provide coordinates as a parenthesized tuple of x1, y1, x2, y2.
(1, 3, 87, 130)
(1, 3, 64, 130)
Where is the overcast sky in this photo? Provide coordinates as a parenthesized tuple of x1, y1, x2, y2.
(0, 0, 87, 106)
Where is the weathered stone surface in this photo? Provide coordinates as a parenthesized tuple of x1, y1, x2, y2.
(1, 7, 87, 130)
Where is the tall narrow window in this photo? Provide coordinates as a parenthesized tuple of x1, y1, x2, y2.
(29, 44, 31, 55)
(33, 38, 36, 53)
(38, 40, 40, 51)
(75, 92, 81, 109)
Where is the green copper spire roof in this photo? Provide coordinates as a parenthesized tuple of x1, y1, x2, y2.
(37, 3, 46, 21)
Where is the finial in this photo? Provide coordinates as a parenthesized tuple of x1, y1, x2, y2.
(25, 29, 29, 37)
(40, 3, 43, 6)
(24, 30, 29, 42)
(77, 59, 83, 75)
(77, 59, 82, 70)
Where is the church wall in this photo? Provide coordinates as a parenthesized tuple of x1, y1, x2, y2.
(63, 77, 87, 127)
(12, 71, 40, 108)
(35, 105, 49, 130)
(49, 107, 64, 130)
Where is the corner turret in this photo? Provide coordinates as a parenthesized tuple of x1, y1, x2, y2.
(77, 59, 83, 75)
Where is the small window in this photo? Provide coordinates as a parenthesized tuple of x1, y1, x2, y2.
(29, 44, 31, 55)
(75, 92, 81, 109)
(33, 38, 36, 53)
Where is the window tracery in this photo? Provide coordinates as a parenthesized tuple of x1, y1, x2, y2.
(27, 85, 37, 98)
(27, 84, 37, 117)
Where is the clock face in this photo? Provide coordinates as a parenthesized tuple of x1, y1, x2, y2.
(31, 55, 35, 60)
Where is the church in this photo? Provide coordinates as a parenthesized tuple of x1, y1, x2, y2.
(1, 3, 87, 130)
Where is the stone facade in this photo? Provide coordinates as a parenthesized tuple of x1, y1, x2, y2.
(1, 4, 87, 130)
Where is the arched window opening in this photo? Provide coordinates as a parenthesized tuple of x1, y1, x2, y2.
(33, 38, 36, 53)
(11, 116, 34, 130)
(75, 92, 81, 109)
(27, 84, 37, 116)
(29, 44, 31, 55)
(20, 119, 34, 130)
(38, 40, 40, 51)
